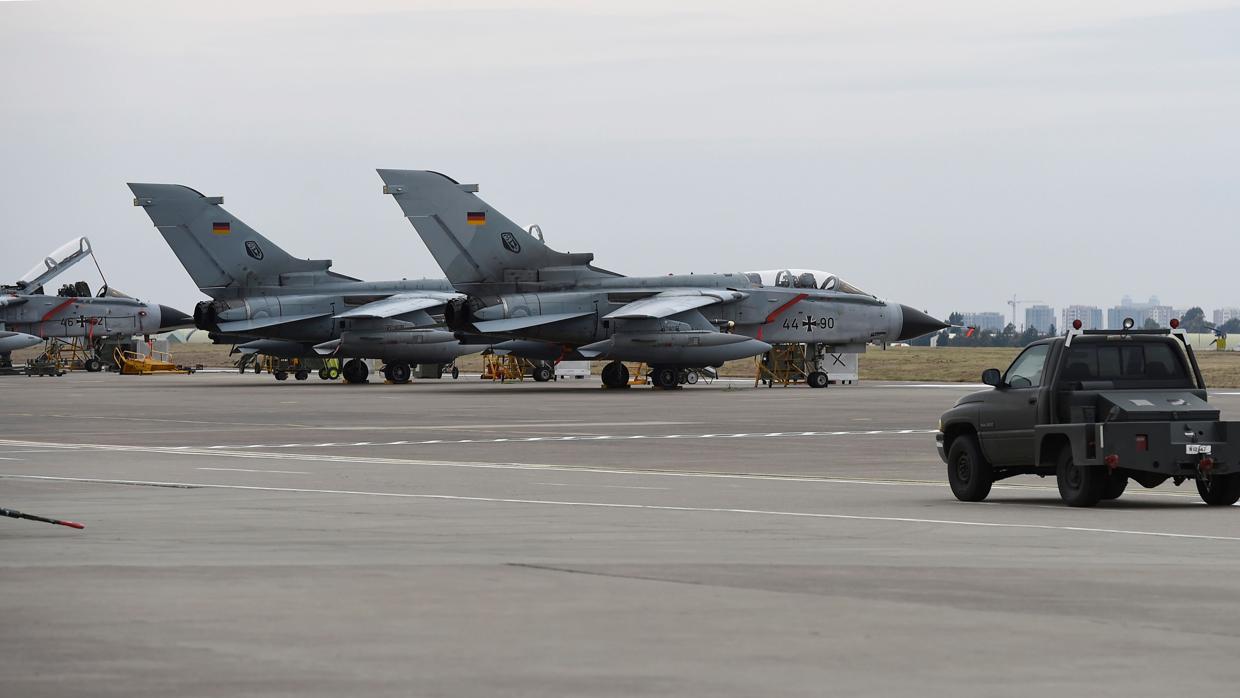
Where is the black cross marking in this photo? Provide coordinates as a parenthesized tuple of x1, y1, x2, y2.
(805, 315, 816, 333)
(831, 354, 847, 367)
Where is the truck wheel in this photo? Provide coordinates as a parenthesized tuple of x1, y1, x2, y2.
(1100, 473, 1128, 500)
(1196, 474, 1240, 506)
(294, 370, 309, 381)
(947, 434, 992, 502)
(274, 370, 288, 381)
(1056, 445, 1105, 507)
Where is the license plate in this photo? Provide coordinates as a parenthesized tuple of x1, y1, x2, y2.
(1186, 444, 1213, 455)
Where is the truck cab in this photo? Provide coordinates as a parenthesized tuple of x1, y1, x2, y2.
(937, 323, 1238, 507)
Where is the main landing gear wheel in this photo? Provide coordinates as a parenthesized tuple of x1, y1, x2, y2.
(84, 357, 103, 373)
(807, 371, 829, 389)
(274, 370, 289, 381)
(385, 362, 412, 384)
(1197, 473, 1240, 506)
(1056, 444, 1107, 507)
(600, 361, 630, 389)
(651, 366, 680, 390)
(342, 359, 369, 384)
(532, 364, 554, 382)
(294, 370, 309, 381)
(947, 433, 992, 502)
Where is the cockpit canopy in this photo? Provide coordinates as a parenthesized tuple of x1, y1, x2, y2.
(744, 269, 872, 296)
(17, 237, 96, 290)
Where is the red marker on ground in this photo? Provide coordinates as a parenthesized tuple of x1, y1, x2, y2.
(1, 506, 85, 529)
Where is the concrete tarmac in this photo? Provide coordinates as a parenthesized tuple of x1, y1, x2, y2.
(3, 373, 1240, 697)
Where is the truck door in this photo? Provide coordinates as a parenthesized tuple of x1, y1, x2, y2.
(981, 343, 1050, 465)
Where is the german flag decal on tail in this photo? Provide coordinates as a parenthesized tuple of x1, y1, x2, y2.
(466, 211, 486, 226)
(212, 222, 231, 236)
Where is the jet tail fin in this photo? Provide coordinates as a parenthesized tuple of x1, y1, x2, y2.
(377, 169, 618, 291)
(128, 183, 349, 299)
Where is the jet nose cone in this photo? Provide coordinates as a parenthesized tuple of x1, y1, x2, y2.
(897, 305, 949, 341)
(159, 305, 194, 330)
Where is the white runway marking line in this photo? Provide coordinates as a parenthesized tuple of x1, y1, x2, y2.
(195, 428, 938, 451)
(0, 437, 1198, 500)
(1, 473, 1234, 543)
(197, 467, 309, 474)
(536, 482, 671, 491)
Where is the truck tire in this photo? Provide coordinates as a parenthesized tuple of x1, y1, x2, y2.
(1101, 473, 1128, 500)
(947, 433, 992, 502)
(1196, 474, 1240, 506)
(1056, 445, 1106, 507)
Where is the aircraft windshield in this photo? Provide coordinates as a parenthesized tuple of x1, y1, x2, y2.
(18, 237, 94, 288)
(744, 269, 872, 296)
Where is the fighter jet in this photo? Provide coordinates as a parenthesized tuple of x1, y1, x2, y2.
(377, 169, 949, 389)
(1, 237, 192, 372)
(128, 183, 499, 384)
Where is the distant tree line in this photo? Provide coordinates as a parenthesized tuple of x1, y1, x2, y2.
(909, 307, 1238, 348)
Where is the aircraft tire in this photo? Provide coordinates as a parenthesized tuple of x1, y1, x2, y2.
(685, 371, 699, 385)
(807, 371, 829, 389)
(342, 359, 369, 384)
(84, 358, 102, 373)
(652, 366, 679, 389)
(601, 361, 629, 388)
(451, 366, 460, 380)
(1197, 473, 1240, 506)
(532, 364, 553, 382)
(274, 370, 289, 381)
(387, 362, 412, 384)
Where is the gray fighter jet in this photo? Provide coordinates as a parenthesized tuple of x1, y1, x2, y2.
(1, 237, 191, 372)
(377, 169, 948, 389)
(128, 183, 501, 384)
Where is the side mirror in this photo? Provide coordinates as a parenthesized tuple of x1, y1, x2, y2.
(982, 368, 1003, 387)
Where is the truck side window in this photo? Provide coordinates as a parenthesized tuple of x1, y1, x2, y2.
(1004, 344, 1049, 389)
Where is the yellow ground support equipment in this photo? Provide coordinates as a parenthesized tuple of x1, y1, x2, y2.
(481, 353, 531, 381)
(754, 344, 810, 387)
(114, 347, 194, 375)
(626, 362, 649, 386)
(37, 337, 105, 372)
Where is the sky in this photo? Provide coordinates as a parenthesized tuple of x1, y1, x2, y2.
(2, 0, 1237, 321)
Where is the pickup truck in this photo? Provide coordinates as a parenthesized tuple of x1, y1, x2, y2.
(936, 326, 1237, 507)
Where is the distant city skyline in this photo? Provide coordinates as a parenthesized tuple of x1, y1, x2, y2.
(961, 295, 1236, 331)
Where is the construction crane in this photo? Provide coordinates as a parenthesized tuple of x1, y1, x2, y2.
(1007, 295, 1044, 331)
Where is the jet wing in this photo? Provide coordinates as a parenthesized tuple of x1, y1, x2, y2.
(603, 289, 747, 320)
(472, 311, 593, 334)
(334, 292, 461, 320)
(216, 312, 333, 334)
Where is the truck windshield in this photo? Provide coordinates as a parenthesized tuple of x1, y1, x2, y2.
(1059, 339, 1194, 388)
